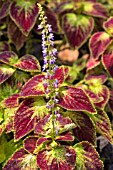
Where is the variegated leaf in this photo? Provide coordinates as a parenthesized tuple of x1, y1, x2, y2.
(37, 146, 76, 170)
(0, 42, 10, 52)
(102, 42, 113, 77)
(108, 90, 113, 113)
(0, 51, 18, 66)
(89, 32, 112, 59)
(8, 19, 27, 50)
(24, 136, 38, 154)
(0, 1, 10, 20)
(14, 97, 48, 141)
(86, 56, 100, 71)
(91, 110, 113, 143)
(2, 94, 19, 108)
(103, 17, 113, 37)
(20, 74, 45, 98)
(3, 148, 37, 170)
(58, 86, 96, 113)
(85, 74, 107, 85)
(74, 141, 103, 170)
(0, 62, 16, 85)
(62, 13, 94, 48)
(83, 2, 108, 18)
(14, 54, 41, 72)
(66, 111, 96, 145)
(9, 1, 39, 36)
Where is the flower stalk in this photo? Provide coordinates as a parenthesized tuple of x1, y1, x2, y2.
(37, 3, 59, 141)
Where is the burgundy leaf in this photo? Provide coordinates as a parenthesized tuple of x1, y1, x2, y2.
(56, 131, 74, 141)
(74, 141, 103, 170)
(37, 137, 51, 146)
(0, 42, 10, 52)
(95, 86, 110, 109)
(58, 86, 96, 113)
(20, 74, 45, 98)
(44, 6, 60, 33)
(3, 148, 26, 170)
(8, 19, 27, 50)
(3, 94, 19, 108)
(24, 136, 38, 154)
(103, 17, 113, 36)
(14, 54, 41, 72)
(0, 1, 10, 20)
(102, 42, 113, 77)
(85, 90, 102, 103)
(14, 97, 47, 141)
(14, 98, 37, 141)
(83, 2, 108, 18)
(37, 146, 76, 170)
(70, 112, 96, 145)
(86, 56, 100, 71)
(92, 110, 113, 143)
(0, 62, 16, 85)
(9, 1, 39, 36)
(62, 13, 94, 48)
(53, 66, 69, 86)
(0, 51, 18, 66)
(89, 32, 112, 59)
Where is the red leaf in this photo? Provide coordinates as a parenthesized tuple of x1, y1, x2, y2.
(24, 136, 38, 154)
(85, 74, 107, 85)
(62, 13, 94, 48)
(20, 74, 45, 98)
(89, 32, 112, 59)
(9, 1, 39, 36)
(58, 86, 96, 113)
(14, 54, 41, 72)
(108, 90, 113, 113)
(37, 146, 76, 170)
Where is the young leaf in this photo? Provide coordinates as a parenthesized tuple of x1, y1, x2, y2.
(0, 62, 16, 85)
(91, 110, 113, 143)
(74, 141, 103, 170)
(62, 13, 94, 48)
(20, 74, 45, 98)
(9, 1, 39, 36)
(14, 97, 48, 141)
(89, 32, 112, 59)
(37, 146, 76, 170)
(14, 54, 41, 72)
(83, 2, 108, 18)
(58, 86, 96, 114)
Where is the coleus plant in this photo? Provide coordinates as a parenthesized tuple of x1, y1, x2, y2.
(0, 3, 112, 170)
